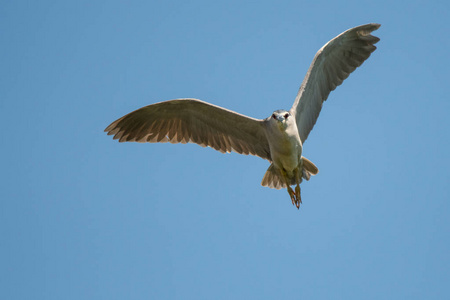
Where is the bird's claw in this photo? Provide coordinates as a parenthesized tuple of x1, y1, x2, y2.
(288, 185, 302, 209)
(290, 194, 296, 207)
(294, 197, 301, 209)
(295, 185, 302, 209)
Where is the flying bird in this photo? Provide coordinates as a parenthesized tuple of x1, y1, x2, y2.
(105, 23, 380, 209)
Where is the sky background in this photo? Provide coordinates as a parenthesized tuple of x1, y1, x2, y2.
(2, 1, 450, 299)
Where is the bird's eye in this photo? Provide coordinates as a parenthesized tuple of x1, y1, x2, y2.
(284, 113, 289, 119)
(272, 114, 276, 119)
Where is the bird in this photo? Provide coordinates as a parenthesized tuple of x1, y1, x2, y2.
(105, 23, 380, 209)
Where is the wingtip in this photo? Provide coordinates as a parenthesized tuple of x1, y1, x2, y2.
(104, 123, 114, 133)
(355, 23, 381, 42)
(371, 23, 381, 29)
(366, 23, 381, 33)
(360, 23, 381, 32)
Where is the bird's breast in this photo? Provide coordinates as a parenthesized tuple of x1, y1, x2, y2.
(268, 128, 302, 173)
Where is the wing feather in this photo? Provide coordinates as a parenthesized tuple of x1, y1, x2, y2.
(291, 23, 380, 143)
(105, 98, 271, 160)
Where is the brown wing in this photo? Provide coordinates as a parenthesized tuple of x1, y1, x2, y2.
(105, 98, 271, 160)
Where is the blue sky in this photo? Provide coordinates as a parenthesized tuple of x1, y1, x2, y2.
(2, 0, 449, 299)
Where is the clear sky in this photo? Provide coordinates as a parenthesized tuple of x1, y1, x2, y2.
(2, 1, 449, 299)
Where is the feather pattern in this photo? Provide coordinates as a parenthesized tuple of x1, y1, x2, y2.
(105, 98, 272, 160)
(291, 23, 380, 143)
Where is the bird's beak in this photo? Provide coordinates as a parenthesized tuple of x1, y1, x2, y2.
(275, 116, 288, 129)
(276, 116, 285, 122)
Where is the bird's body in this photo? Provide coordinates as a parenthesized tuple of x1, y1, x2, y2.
(266, 110, 302, 172)
(263, 110, 306, 206)
(105, 23, 380, 209)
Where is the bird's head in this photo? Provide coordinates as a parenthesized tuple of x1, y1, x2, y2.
(269, 110, 292, 130)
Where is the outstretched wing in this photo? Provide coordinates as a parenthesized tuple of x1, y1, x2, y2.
(290, 23, 380, 143)
(105, 98, 271, 160)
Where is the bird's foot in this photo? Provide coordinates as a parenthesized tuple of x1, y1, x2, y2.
(295, 185, 302, 209)
(287, 186, 302, 209)
(287, 186, 296, 207)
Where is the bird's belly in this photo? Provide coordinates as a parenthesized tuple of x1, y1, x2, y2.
(275, 151, 300, 173)
(270, 135, 302, 174)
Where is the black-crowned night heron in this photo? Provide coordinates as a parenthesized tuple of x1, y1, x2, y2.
(105, 23, 380, 209)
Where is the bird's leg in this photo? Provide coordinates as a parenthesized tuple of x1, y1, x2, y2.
(281, 168, 298, 207)
(295, 185, 301, 209)
(286, 186, 296, 207)
(294, 168, 302, 209)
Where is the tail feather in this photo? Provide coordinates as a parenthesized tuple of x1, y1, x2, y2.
(302, 157, 319, 181)
(261, 163, 286, 189)
(261, 157, 319, 189)
(303, 157, 318, 175)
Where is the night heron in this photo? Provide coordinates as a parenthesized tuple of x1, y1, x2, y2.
(105, 23, 380, 209)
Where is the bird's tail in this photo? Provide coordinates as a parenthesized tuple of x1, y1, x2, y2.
(302, 157, 319, 180)
(261, 157, 319, 189)
(261, 163, 286, 189)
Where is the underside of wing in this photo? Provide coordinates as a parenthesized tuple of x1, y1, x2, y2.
(291, 23, 381, 143)
(105, 98, 272, 161)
